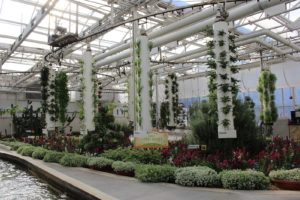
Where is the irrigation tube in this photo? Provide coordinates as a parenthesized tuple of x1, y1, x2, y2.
(93, 2, 240, 62)
(94, 0, 288, 68)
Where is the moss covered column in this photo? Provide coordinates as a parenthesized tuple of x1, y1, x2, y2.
(213, 20, 236, 138)
(81, 45, 95, 134)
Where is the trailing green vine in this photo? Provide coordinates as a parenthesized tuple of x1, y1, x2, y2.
(55, 71, 69, 127)
(164, 73, 179, 126)
(79, 60, 85, 122)
(134, 40, 142, 126)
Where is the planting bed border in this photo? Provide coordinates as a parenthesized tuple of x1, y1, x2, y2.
(0, 146, 116, 200)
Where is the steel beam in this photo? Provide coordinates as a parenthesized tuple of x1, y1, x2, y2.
(0, 0, 58, 69)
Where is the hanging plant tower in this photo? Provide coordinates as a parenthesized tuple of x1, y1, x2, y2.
(133, 31, 152, 134)
(79, 46, 97, 134)
(164, 73, 179, 128)
(257, 69, 277, 136)
(55, 71, 69, 128)
(206, 7, 238, 138)
(46, 67, 58, 130)
(40, 65, 49, 128)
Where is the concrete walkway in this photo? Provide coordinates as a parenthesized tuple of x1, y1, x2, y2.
(1, 145, 300, 200)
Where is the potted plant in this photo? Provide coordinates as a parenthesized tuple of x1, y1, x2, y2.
(269, 168, 300, 190)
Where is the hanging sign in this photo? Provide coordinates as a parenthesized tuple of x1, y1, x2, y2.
(134, 132, 168, 148)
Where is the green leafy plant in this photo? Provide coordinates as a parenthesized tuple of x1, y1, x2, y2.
(206, 41, 215, 48)
(221, 119, 230, 127)
(222, 105, 232, 115)
(55, 72, 69, 128)
(43, 151, 65, 163)
(101, 147, 165, 164)
(135, 164, 177, 183)
(218, 40, 225, 47)
(112, 161, 136, 174)
(17, 145, 35, 156)
(87, 157, 114, 170)
(32, 148, 48, 160)
(60, 153, 88, 167)
(220, 170, 270, 190)
(175, 166, 221, 187)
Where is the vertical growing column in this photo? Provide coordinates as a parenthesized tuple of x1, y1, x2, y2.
(164, 73, 179, 127)
(213, 20, 236, 138)
(134, 32, 152, 134)
(46, 68, 56, 131)
(81, 45, 95, 134)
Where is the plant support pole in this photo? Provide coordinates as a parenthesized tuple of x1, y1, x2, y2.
(82, 45, 95, 133)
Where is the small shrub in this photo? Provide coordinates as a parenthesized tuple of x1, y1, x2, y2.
(101, 148, 164, 164)
(16, 144, 32, 154)
(10, 142, 27, 151)
(112, 161, 136, 174)
(32, 148, 48, 160)
(269, 168, 300, 181)
(59, 153, 88, 167)
(175, 166, 221, 187)
(43, 151, 65, 163)
(17, 145, 36, 156)
(135, 164, 176, 183)
(220, 170, 270, 190)
(87, 157, 114, 170)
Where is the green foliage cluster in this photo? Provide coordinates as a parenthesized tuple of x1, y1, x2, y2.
(269, 168, 300, 181)
(135, 164, 176, 183)
(40, 66, 49, 127)
(18, 145, 36, 156)
(79, 106, 133, 153)
(175, 166, 221, 187)
(12, 101, 43, 138)
(43, 151, 65, 163)
(59, 153, 88, 167)
(87, 157, 114, 169)
(190, 97, 262, 155)
(32, 147, 48, 160)
(55, 72, 69, 126)
(101, 147, 165, 164)
(134, 40, 142, 126)
(112, 161, 136, 174)
(220, 170, 270, 190)
(257, 69, 278, 124)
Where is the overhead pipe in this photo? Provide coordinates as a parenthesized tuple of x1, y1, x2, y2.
(95, 0, 289, 68)
(93, 2, 240, 62)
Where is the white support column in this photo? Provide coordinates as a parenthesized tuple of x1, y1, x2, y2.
(46, 68, 56, 131)
(128, 8, 138, 123)
(137, 34, 152, 134)
(213, 21, 236, 138)
(82, 45, 95, 133)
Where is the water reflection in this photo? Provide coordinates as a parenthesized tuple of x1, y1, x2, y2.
(0, 158, 71, 200)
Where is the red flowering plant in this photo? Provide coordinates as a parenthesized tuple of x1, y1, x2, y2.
(255, 136, 300, 174)
(160, 141, 202, 166)
(205, 148, 255, 171)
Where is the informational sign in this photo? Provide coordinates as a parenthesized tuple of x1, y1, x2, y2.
(134, 132, 168, 148)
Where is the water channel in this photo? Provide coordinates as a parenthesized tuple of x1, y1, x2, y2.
(0, 158, 72, 200)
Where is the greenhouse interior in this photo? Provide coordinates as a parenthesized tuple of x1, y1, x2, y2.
(0, 0, 300, 199)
